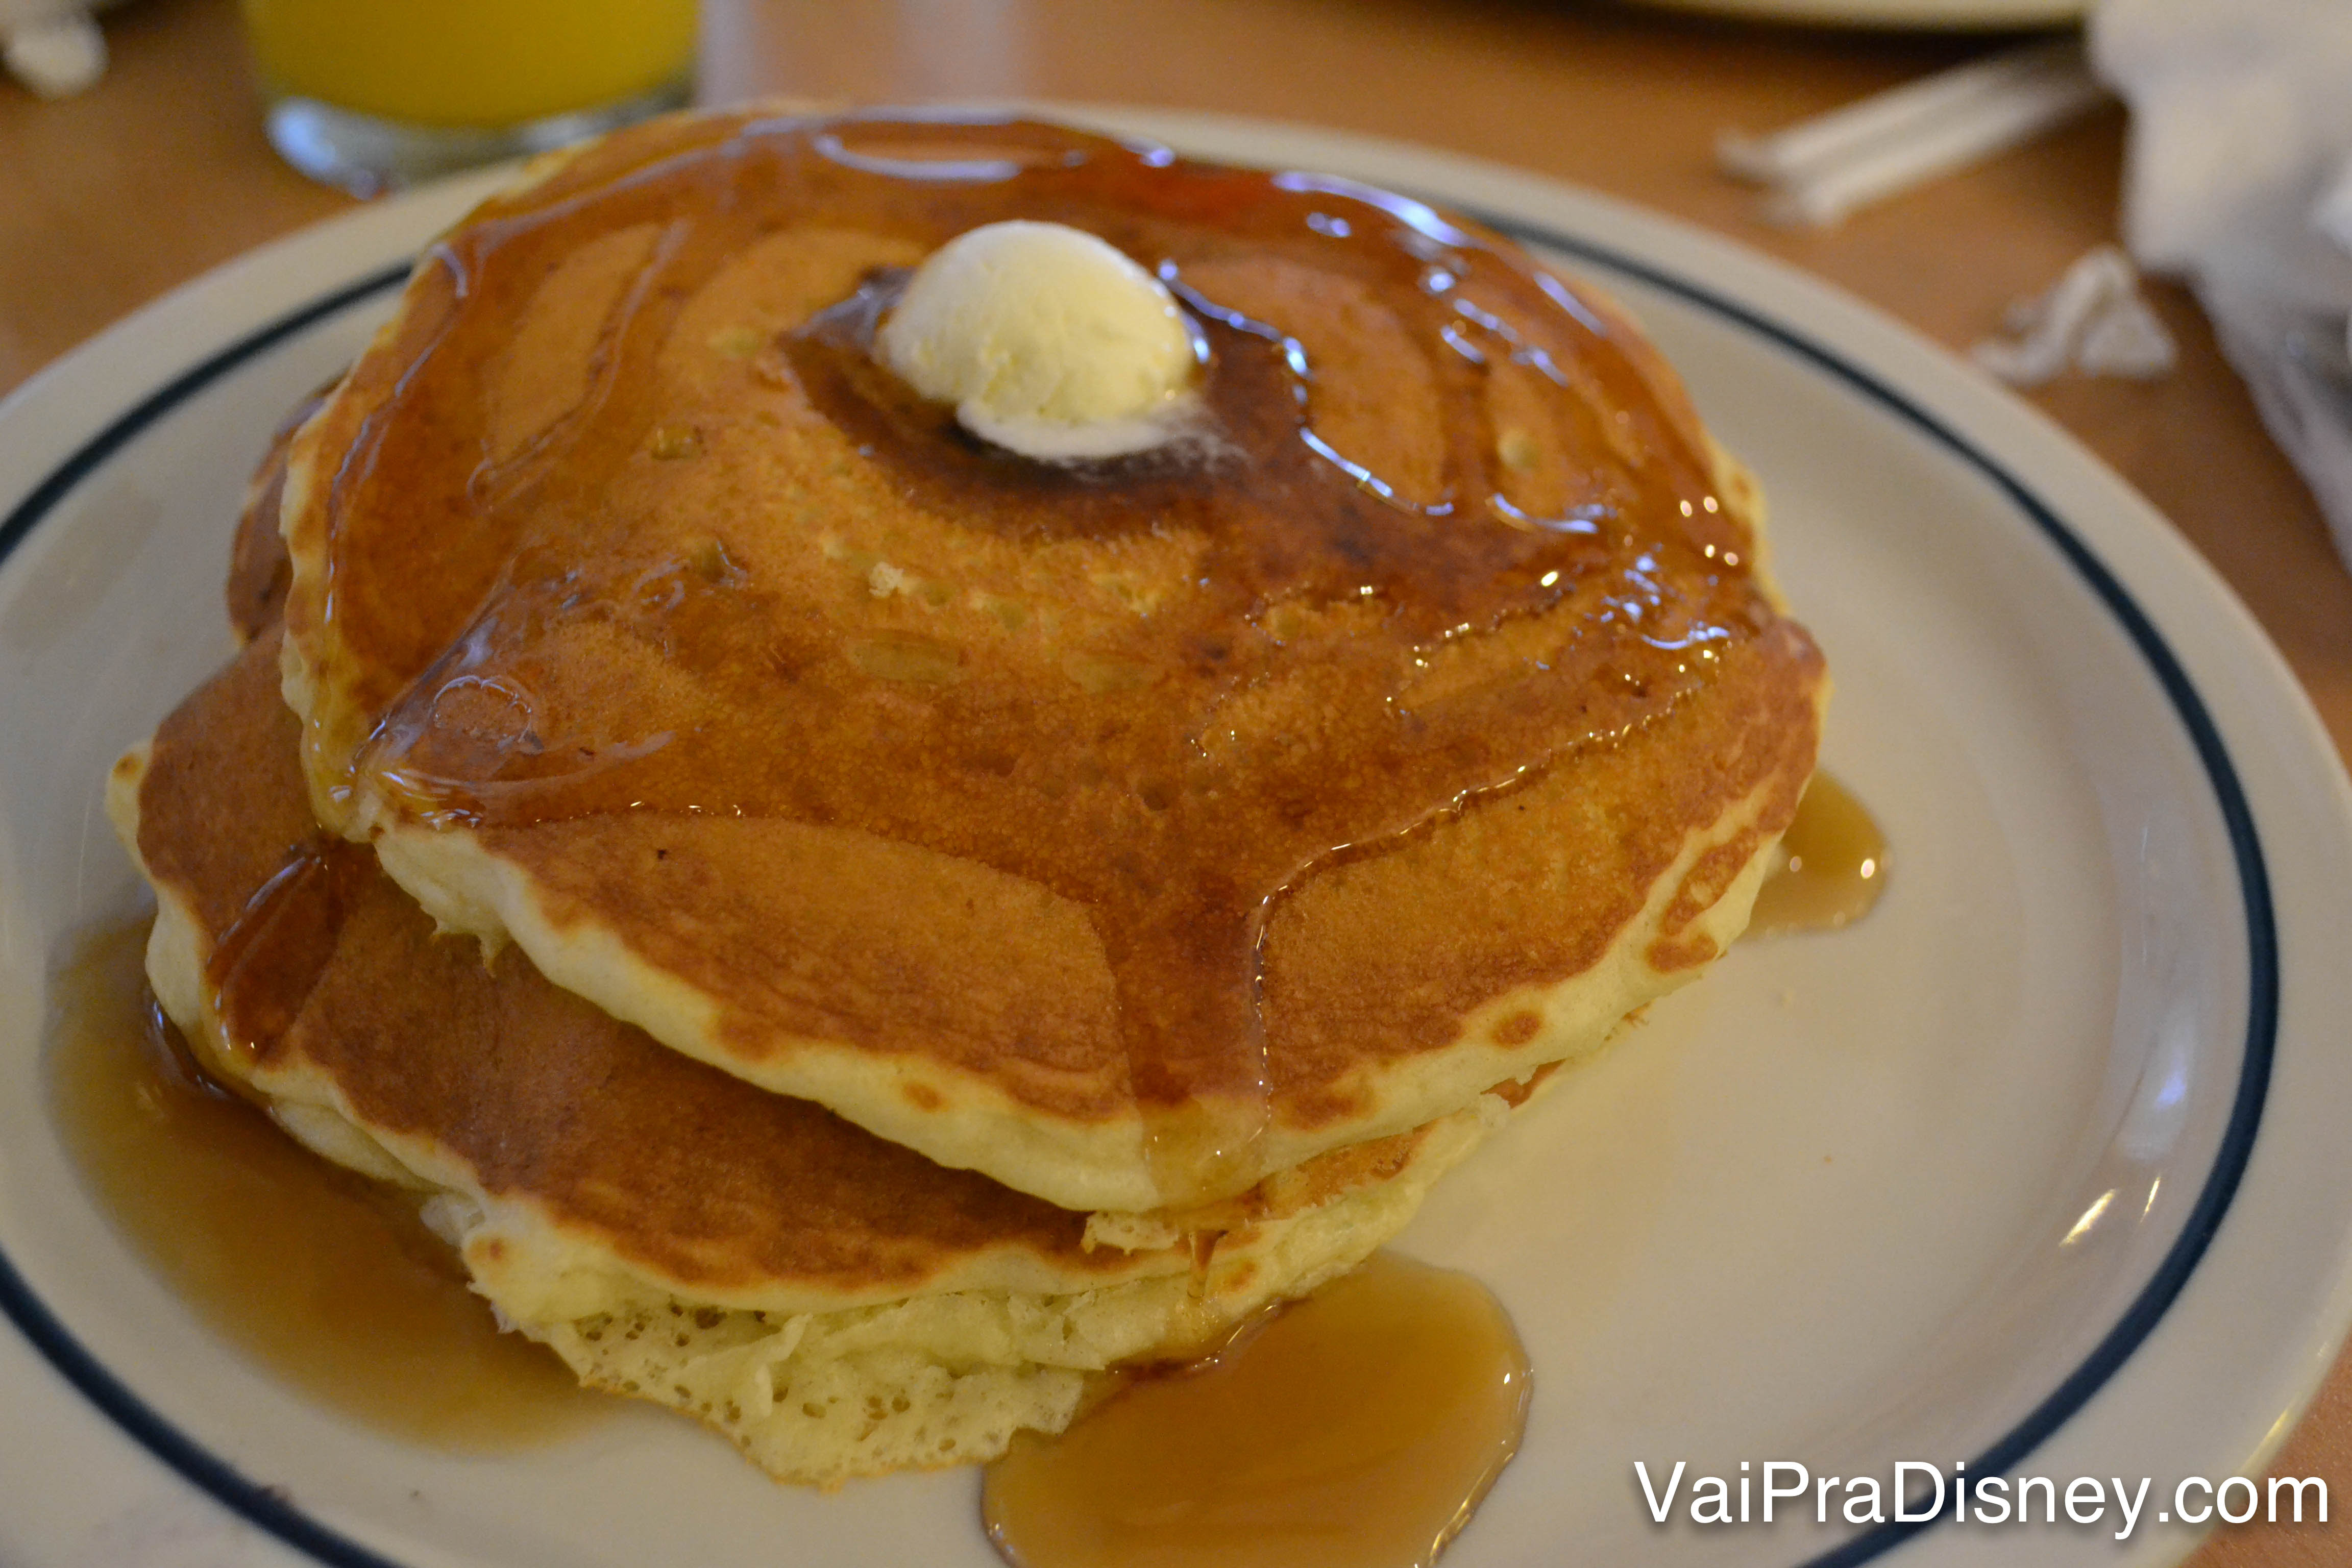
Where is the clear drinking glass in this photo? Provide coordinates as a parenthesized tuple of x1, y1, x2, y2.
(241, 0, 698, 197)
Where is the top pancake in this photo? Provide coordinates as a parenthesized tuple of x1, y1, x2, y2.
(278, 109, 1825, 1211)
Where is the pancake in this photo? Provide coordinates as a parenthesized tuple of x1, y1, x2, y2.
(108, 629, 1505, 1484)
(225, 382, 329, 648)
(277, 110, 1826, 1212)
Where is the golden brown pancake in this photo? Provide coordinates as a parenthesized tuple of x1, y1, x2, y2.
(109, 631, 1503, 1481)
(225, 383, 330, 647)
(121, 629, 1497, 1308)
(277, 110, 1825, 1211)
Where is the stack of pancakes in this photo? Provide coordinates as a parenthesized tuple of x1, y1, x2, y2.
(107, 110, 1824, 1486)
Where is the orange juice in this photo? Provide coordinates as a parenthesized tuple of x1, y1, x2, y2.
(242, 0, 697, 129)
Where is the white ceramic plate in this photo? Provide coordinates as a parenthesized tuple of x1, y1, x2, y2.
(4, 109, 2350, 1568)
(1619, 0, 2087, 30)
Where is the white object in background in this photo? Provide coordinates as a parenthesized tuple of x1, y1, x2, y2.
(2094, 0, 2352, 574)
(1718, 40, 2109, 228)
(1973, 244, 2179, 386)
(0, 0, 122, 98)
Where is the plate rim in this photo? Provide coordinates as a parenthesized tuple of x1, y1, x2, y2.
(1469, 216, 2272, 1567)
(0, 107, 2339, 1568)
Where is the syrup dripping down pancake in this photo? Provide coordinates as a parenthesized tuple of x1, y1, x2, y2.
(276, 111, 1826, 1211)
(109, 629, 1505, 1484)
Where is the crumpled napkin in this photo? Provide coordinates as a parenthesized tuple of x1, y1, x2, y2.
(2092, 0, 2352, 576)
(1973, 244, 2179, 386)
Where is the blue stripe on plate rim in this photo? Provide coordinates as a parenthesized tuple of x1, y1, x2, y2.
(0, 217, 2278, 1568)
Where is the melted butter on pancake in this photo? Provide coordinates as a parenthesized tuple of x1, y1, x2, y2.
(279, 112, 1825, 1208)
(876, 218, 1203, 459)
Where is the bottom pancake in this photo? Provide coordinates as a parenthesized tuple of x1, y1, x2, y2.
(107, 634, 1518, 1485)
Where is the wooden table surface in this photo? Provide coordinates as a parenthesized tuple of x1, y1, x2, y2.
(3, 1, 2347, 1562)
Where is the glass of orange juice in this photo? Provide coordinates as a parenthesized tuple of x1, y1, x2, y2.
(241, 0, 698, 197)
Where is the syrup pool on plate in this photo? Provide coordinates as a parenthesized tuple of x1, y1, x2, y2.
(46, 919, 603, 1448)
(1748, 772, 1887, 936)
(983, 1252, 1531, 1568)
(39, 772, 1881, 1498)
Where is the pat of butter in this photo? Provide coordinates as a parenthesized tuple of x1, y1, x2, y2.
(876, 220, 1198, 460)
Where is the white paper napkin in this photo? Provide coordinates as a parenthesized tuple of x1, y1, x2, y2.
(2092, 0, 2352, 576)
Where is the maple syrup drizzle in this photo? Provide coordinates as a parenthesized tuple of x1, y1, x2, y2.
(983, 1252, 1529, 1568)
(1749, 772, 1886, 936)
(205, 837, 375, 1065)
(302, 110, 1815, 1208)
(45, 920, 603, 1447)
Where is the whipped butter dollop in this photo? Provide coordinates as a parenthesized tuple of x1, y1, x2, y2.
(876, 220, 1200, 460)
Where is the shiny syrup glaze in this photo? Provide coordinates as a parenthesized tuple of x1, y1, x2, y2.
(303, 112, 1803, 1202)
(1748, 773, 1886, 936)
(45, 920, 602, 1446)
(205, 836, 374, 1064)
(982, 1251, 1529, 1568)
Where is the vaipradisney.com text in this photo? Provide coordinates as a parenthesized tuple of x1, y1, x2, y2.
(1636, 1461, 2328, 1542)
